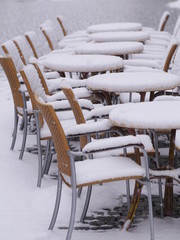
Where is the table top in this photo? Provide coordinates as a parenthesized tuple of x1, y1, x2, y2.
(109, 101, 180, 131)
(75, 42, 144, 56)
(89, 31, 150, 43)
(87, 22, 142, 33)
(87, 72, 180, 93)
(43, 54, 123, 73)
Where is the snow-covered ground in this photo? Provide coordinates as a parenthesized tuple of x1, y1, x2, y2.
(0, 0, 180, 239)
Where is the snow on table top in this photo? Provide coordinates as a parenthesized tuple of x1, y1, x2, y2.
(43, 54, 123, 72)
(109, 101, 180, 130)
(89, 31, 150, 42)
(75, 42, 144, 55)
(87, 22, 142, 33)
(87, 72, 180, 93)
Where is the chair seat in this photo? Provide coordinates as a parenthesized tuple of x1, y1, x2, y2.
(46, 87, 91, 101)
(46, 78, 87, 92)
(124, 59, 161, 69)
(63, 156, 145, 187)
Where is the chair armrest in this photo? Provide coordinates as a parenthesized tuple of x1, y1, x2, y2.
(82, 135, 144, 154)
(85, 104, 121, 120)
(66, 119, 113, 137)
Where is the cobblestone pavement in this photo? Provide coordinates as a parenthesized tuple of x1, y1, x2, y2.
(26, 133, 180, 231)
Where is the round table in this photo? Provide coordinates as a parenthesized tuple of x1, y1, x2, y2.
(109, 101, 180, 216)
(87, 72, 180, 104)
(42, 54, 124, 78)
(87, 22, 142, 33)
(89, 31, 150, 43)
(75, 42, 144, 58)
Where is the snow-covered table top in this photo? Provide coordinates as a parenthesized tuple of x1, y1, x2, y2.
(87, 22, 142, 33)
(43, 54, 123, 73)
(75, 42, 144, 56)
(87, 72, 180, 93)
(89, 31, 150, 43)
(109, 101, 180, 131)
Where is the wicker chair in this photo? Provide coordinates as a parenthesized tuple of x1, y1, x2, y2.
(0, 56, 33, 159)
(25, 31, 50, 58)
(34, 94, 154, 240)
(20, 64, 93, 186)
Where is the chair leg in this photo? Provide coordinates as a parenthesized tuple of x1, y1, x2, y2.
(123, 181, 143, 230)
(80, 185, 92, 223)
(11, 107, 19, 150)
(44, 140, 53, 175)
(66, 180, 77, 240)
(126, 180, 131, 211)
(146, 181, 155, 240)
(49, 173, 62, 230)
(34, 111, 43, 187)
(42, 140, 51, 176)
(19, 110, 28, 159)
(19, 115, 24, 130)
(77, 187, 82, 198)
(151, 130, 164, 218)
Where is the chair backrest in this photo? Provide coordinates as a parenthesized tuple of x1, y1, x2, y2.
(40, 22, 59, 51)
(13, 35, 34, 65)
(0, 56, 23, 110)
(2, 40, 25, 73)
(20, 64, 48, 103)
(25, 31, 50, 58)
(57, 15, 67, 36)
(35, 94, 72, 177)
(162, 37, 178, 72)
(62, 86, 88, 149)
(157, 11, 170, 31)
(20, 65, 45, 128)
(172, 15, 180, 38)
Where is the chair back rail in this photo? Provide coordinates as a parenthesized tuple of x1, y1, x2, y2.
(0, 56, 24, 110)
(35, 95, 72, 177)
(62, 87, 88, 149)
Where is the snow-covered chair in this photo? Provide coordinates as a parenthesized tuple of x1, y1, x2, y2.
(143, 11, 170, 33)
(25, 31, 50, 58)
(0, 56, 33, 160)
(19, 64, 92, 187)
(57, 15, 89, 39)
(144, 15, 180, 48)
(2, 38, 60, 80)
(40, 20, 87, 51)
(34, 93, 154, 240)
(2, 39, 25, 74)
(124, 37, 178, 73)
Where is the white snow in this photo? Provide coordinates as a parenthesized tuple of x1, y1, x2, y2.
(75, 41, 144, 56)
(43, 54, 123, 72)
(87, 72, 180, 93)
(109, 101, 180, 130)
(89, 31, 150, 42)
(1, 1, 180, 240)
(167, 1, 180, 9)
(87, 22, 142, 33)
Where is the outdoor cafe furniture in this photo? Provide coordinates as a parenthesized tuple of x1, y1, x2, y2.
(109, 101, 180, 216)
(35, 94, 155, 240)
(42, 54, 123, 78)
(87, 22, 142, 33)
(75, 41, 144, 59)
(86, 71, 180, 104)
(88, 31, 150, 43)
